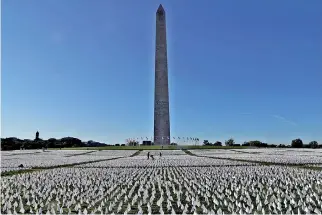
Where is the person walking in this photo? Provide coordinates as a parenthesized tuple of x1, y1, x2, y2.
(147, 152, 150, 160)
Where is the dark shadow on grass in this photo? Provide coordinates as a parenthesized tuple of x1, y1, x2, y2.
(65, 150, 97, 157)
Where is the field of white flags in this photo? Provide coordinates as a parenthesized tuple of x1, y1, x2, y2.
(78, 152, 258, 168)
(1, 149, 135, 173)
(191, 148, 322, 165)
(1, 149, 322, 214)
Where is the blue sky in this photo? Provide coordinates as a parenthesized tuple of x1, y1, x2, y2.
(2, 0, 322, 145)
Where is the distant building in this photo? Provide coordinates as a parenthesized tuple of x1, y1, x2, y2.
(35, 131, 39, 140)
(142, 141, 152, 146)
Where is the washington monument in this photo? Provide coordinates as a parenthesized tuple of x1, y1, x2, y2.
(154, 4, 170, 145)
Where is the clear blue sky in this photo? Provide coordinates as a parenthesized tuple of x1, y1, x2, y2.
(2, 0, 322, 145)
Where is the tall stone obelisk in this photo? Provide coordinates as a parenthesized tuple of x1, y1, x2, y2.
(154, 4, 170, 145)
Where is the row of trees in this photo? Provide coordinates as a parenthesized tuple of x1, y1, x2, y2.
(203, 139, 240, 146)
(1, 137, 107, 151)
(203, 138, 321, 148)
(291, 139, 319, 148)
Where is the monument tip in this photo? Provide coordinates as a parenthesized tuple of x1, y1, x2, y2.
(157, 4, 165, 14)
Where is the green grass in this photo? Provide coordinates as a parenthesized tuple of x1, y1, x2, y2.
(129, 150, 142, 157)
(294, 165, 322, 171)
(49, 145, 249, 150)
(65, 150, 97, 157)
(228, 149, 262, 154)
(1, 169, 41, 177)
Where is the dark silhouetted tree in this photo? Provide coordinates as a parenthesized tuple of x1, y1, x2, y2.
(248, 140, 262, 147)
(47, 138, 57, 148)
(242, 141, 250, 146)
(203, 140, 210, 146)
(291, 138, 303, 148)
(61, 137, 83, 147)
(214, 141, 222, 146)
(225, 138, 235, 146)
(309, 141, 318, 149)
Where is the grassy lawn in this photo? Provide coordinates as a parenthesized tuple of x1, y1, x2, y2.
(49, 145, 249, 150)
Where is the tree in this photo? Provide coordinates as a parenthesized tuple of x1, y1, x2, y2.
(203, 140, 211, 146)
(291, 138, 303, 148)
(248, 140, 262, 147)
(60, 137, 83, 147)
(1, 138, 22, 150)
(242, 141, 250, 146)
(309, 141, 319, 149)
(225, 138, 235, 146)
(47, 138, 58, 148)
(214, 141, 222, 146)
(1, 136, 105, 150)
